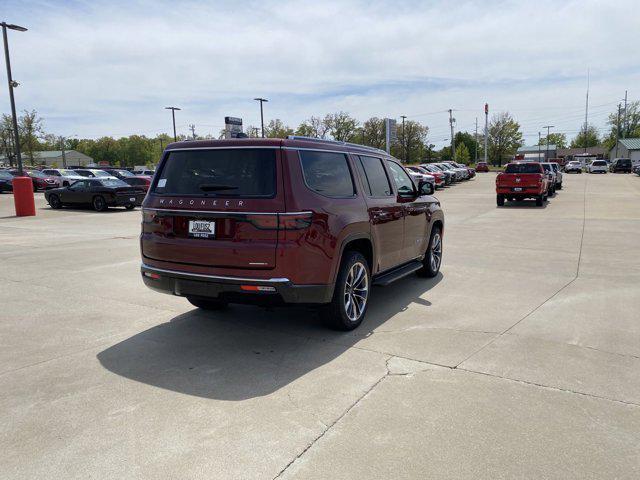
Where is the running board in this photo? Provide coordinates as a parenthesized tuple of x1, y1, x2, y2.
(373, 260, 423, 286)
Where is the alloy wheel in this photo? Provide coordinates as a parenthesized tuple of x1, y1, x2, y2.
(343, 262, 369, 322)
(430, 233, 442, 272)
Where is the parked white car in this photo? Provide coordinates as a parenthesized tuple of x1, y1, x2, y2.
(41, 168, 87, 187)
(564, 161, 583, 173)
(541, 163, 558, 194)
(587, 160, 608, 174)
(73, 169, 118, 179)
(549, 162, 563, 189)
(405, 166, 435, 188)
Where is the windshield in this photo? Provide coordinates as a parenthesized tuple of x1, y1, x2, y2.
(114, 170, 135, 177)
(154, 148, 276, 197)
(542, 164, 552, 171)
(91, 170, 112, 177)
(593, 161, 606, 166)
(28, 171, 48, 178)
(0, 171, 13, 179)
(59, 169, 79, 176)
(99, 178, 129, 187)
(505, 163, 542, 174)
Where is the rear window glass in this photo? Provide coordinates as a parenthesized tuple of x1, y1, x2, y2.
(154, 149, 276, 197)
(593, 161, 607, 166)
(357, 155, 392, 196)
(299, 151, 355, 197)
(99, 179, 129, 187)
(505, 163, 542, 174)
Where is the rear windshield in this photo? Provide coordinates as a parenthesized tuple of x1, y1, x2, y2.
(616, 159, 631, 165)
(593, 161, 607, 166)
(100, 179, 129, 187)
(505, 163, 541, 174)
(154, 148, 276, 197)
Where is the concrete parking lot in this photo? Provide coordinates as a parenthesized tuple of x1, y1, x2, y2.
(1, 173, 639, 479)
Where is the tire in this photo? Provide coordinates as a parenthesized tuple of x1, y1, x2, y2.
(536, 195, 544, 207)
(322, 251, 370, 331)
(125, 204, 136, 210)
(48, 194, 62, 209)
(92, 195, 108, 212)
(496, 194, 505, 207)
(187, 297, 228, 310)
(557, 183, 562, 190)
(417, 226, 443, 278)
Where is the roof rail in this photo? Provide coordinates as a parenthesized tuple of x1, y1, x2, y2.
(287, 135, 388, 155)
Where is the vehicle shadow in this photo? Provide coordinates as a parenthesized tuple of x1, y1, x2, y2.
(38, 206, 135, 214)
(498, 200, 549, 209)
(97, 272, 443, 400)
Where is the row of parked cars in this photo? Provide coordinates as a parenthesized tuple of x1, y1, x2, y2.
(404, 161, 476, 189)
(0, 167, 155, 211)
(495, 161, 563, 207)
(564, 158, 636, 174)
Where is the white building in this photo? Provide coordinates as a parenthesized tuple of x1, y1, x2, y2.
(0, 150, 93, 167)
(610, 138, 640, 165)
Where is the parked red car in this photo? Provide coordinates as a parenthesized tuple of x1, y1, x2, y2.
(10, 169, 59, 191)
(141, 137, 445, 330)
(496, 162, 549, 207)
(475, 162, 489, 172)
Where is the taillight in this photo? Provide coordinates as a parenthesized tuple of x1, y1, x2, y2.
(142, 209, 156, 223)
(279, 212, 313, 230)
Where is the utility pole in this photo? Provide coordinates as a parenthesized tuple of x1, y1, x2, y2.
(623, 90, 628, 138)
(474, 117, 478, 162)
(448, 109, 456, 162)
(59, 136, 67, 168)
(615, 103, 621, 157)
(538, 132, 541, 160)
(164, 106, 181, 142)
(254, 98, 268, 138)
(400, 115, 407, 162)
(189, 124, 196, 140)
(484, 103, 488, 164)
(583, 69, 589, 153)
(542, 125, 554, 161)
(2, 22, 27, 176)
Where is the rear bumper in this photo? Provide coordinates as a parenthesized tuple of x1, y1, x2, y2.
(110, 195, 145, 207)
(141, 263, 334, 305)
(496, 187, 544, 197)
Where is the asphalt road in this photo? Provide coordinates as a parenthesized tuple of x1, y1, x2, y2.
(1, 172, 639, 479)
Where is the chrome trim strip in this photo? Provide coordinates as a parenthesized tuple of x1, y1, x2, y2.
(141, 263, 290, 283)
(167, 146, 280, 151)
(142, 208, 312, 216)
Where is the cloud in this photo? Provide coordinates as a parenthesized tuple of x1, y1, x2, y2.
(2, 0, 637, 146)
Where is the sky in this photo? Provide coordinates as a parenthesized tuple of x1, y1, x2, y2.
(2, 0, 638, 149)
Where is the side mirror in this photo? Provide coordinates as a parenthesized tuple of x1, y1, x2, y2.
(419, 181, 434, 196)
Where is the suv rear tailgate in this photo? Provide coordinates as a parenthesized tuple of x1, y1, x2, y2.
(141, 147, 285, 270)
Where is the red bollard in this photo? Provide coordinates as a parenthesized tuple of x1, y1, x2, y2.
(12, 176, 36, 217)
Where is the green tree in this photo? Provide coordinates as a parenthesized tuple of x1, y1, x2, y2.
(360, 117, 386, 150)
(0, 114, 15, 166)
(264, 119, 294, 138)
(391, 120, 429, 163)
(455, 142, 471, 164)
(487, 112, 523, 166)
(454, 131, 478, 162)
(570, 125, 599, 149)
(326, 112, 359, 142)
(296, 116, 330, 139)
(19, 110, 44, 165)
(538, 132, 567, 149)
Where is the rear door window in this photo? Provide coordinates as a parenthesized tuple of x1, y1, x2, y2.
(154, 148, 276, 197)
(505, 163, 542, 174)
(356, 155, 392, 197)
(299, 150, 355, 197)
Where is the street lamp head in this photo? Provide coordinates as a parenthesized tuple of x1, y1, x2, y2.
(254, 98, 268, 103)
(2, 23, 28, 32)
(165, 106, 181, 111)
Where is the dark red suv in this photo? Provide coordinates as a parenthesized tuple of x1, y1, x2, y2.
(140, 137, 444, 330)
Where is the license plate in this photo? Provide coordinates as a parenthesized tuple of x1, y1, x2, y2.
(129, 197, 136, 202)
(513, 187, 523, 192)
(189, 220, 215, 238)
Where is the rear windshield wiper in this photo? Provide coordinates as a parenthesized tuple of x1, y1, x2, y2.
(199, 184, 239, 192)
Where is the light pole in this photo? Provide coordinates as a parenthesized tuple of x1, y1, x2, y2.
(400, 115, 407, 162)
(254, 98, 268, 138)
(59, 134, 77, 168)
(542, 125, 554, 161)
(164, 106, 180, 142)
(2, 22, 27, 176)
